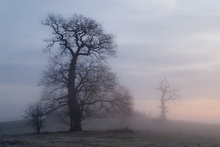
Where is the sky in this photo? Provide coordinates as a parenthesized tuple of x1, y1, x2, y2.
(1, 0, 220, 123)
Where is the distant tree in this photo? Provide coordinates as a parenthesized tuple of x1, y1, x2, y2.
(41, 13, 117, 131)
(24, 101, 45, 133)
(155, 78, 180, 121)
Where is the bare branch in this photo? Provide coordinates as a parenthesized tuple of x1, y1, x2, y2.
(39, 13, 132, 131)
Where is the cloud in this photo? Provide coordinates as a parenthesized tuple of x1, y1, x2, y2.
(1, 0, 220, 123)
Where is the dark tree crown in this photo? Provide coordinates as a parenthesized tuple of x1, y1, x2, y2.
(42, 14, 116, 60)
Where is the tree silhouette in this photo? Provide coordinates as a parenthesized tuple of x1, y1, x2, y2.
(24, 102, 45, 133)
(155, 78, 180, 121)
(41, 14, 133, 131)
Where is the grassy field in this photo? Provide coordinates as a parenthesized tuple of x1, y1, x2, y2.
(1, 130, 220, 147)
(1, 117, 220, 147)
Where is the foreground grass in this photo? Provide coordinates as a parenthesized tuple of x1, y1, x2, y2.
(1, 130, 220, 147)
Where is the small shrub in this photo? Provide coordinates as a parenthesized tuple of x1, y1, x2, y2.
(24, 102, 45, 133)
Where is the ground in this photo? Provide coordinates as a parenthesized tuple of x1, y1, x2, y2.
(1, 130, 220, 147)
(1, 117, 220, 147)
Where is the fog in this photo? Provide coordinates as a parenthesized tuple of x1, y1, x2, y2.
(1, 112, 220, 140)
(1, 0, 220, 126)
(135, 99, 220, 124)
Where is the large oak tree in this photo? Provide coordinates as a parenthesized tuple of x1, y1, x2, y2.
(41, 14, 133, 131)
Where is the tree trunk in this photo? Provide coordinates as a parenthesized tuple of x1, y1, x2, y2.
(160, 100, 166, 121)
(68, 57, 82, 132)
(37, 125, 40, 133)
(68, 90, 82, 131)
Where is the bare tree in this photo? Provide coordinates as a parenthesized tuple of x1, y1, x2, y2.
(155, 78, 180, 121)
(41, 13, 117, 131)
(40, 52, 133, 131)
(24, 101, 45, 133)
(46, 83, 133, 127)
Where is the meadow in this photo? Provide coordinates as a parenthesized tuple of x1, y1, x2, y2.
(1, 116, 220, 147)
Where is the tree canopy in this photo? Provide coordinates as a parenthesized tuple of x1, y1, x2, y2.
(40, 14, 133, 131)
